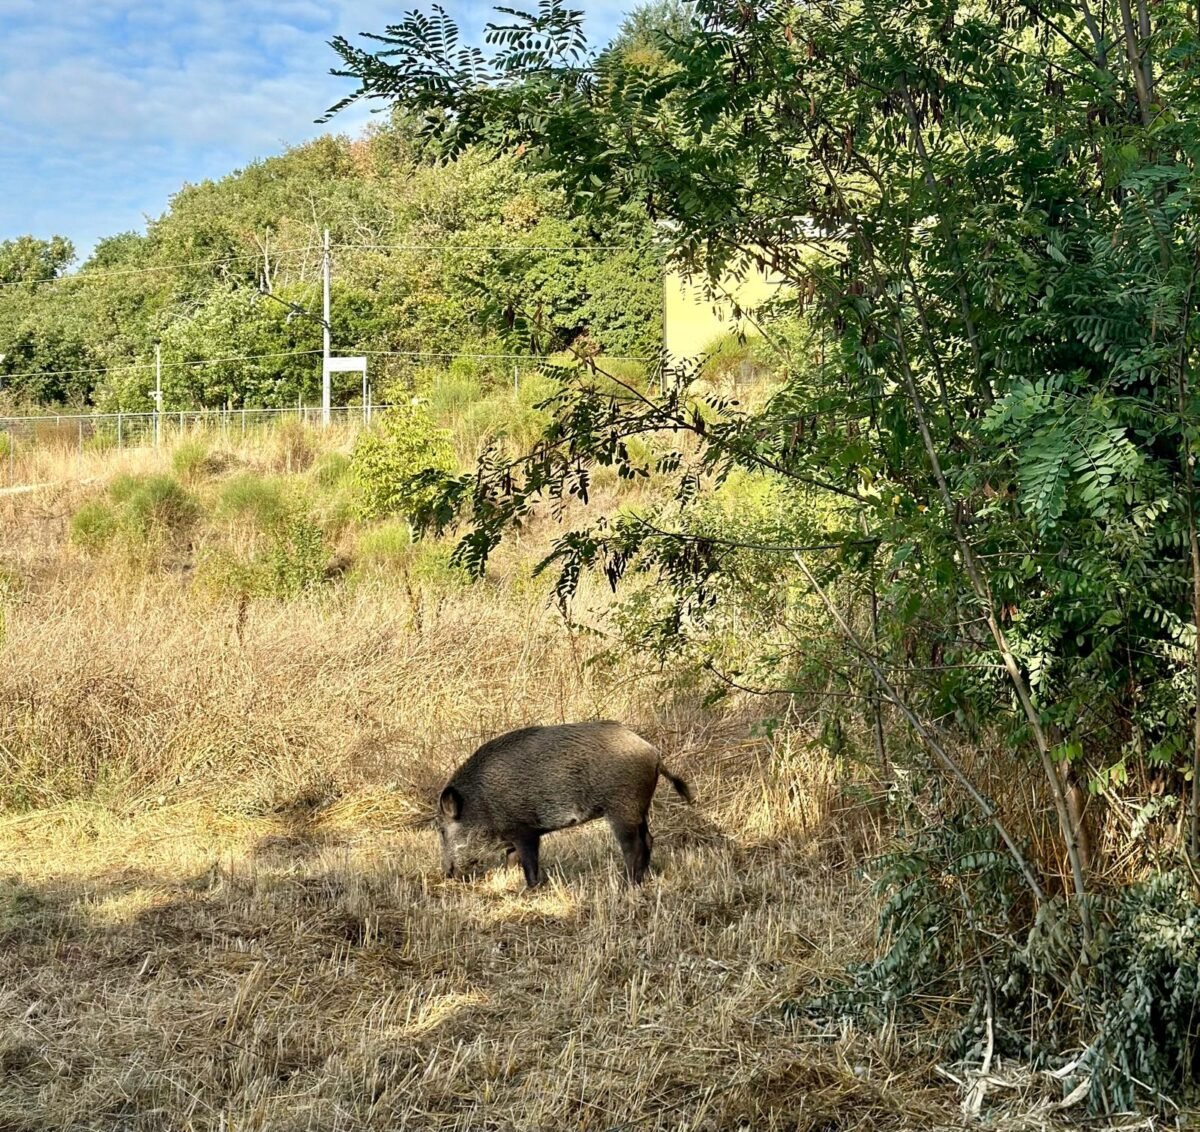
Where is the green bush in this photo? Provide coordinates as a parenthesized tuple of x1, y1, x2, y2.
(348, 400, 457, 522)
(83, 429, 118, 454)
(270, 419, 317, 473)
(107, 473, 142, 505)
(407, 539, 471, 587)
(70, 501, 119, 553)
(201, 512, 329, 600)
(350, 522, 471, 588)
(172, 438, 219, 482)
(218, 474, 291, 531)
(204, 473, 332, 598)
(803, 818, 1200, 1115)
(0, 432, 12, 460)
(265, 515, 329, 597)
(455, 372, 557, 457)
(118, 475, 200, 539)
(426, 368, 485, 422)
(68, 474, 199, 559)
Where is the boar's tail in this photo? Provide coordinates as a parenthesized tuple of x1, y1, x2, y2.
(657, 762, 693, 804)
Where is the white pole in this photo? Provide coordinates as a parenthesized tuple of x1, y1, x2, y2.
(154, 343, 162, 448)
(322, 227, 331, 427)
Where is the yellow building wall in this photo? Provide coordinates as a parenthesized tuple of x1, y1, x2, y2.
(663, 263, 790, 363)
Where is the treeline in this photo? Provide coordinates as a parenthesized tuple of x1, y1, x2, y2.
(0, 115, 662, 413)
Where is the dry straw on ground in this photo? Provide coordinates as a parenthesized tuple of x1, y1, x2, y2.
(0, 437, 1147, 1131)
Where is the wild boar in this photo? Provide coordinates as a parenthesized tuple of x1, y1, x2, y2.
(436, 721, 692, 887)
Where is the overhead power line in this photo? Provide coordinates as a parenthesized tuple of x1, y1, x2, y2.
(0, 240, 648, 291)
(335, 242, 644, 253)
(360, 349, 651, 362)
(1, 349, 323, 383)
(0, 347, 654, 385)
(0, 247, 321, 290)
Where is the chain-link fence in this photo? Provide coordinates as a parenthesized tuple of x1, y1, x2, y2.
(0, 405, 381, 489)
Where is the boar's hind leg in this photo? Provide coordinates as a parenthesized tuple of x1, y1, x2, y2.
(611, 817, 652, 884)
(512, 832, 544, 888)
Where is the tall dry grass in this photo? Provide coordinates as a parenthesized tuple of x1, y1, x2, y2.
(0, 435, 1100, 1130)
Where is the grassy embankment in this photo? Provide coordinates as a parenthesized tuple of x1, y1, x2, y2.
(0, 380, 1083, 1130)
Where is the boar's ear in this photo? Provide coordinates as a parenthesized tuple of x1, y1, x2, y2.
(439, 785, 463, 819)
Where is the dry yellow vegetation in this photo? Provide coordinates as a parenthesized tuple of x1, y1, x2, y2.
(0, 434, 1096, 1130)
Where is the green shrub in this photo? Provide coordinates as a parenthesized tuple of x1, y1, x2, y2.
(0, 432, 12, 460)
(69, 475, 198, 559)
(118, 475, 199, 539)
(218, 474, 291, 532)
(200, 513, 329, 600)
(427, 369, 485, 422)
(172, 438, 218, 482)
(350, 522, 471, 588)
(70, 501, 119, 553)
(803, 818, 1200, 1115)
(266, 515, 329, 597)
(456, 373, 556, 456)
(83, 429, 118, 454)
(107, 473, 142, 505)
(408, 539, 471, 587)
(348, 400, 457, 522)
(203, 473, 332, 598)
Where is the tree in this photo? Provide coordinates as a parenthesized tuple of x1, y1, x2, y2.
(0, 122, 662, 410)
(0, 235, 74, 285)
(325, 0, 1200, 1096)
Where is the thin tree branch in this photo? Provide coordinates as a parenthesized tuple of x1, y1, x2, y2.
(792, 549, 1046, 902)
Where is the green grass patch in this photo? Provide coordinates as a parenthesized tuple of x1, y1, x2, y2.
(217, 474, 291, 532)
(172, 439, 220, 482)
(70, 500, 120, 553)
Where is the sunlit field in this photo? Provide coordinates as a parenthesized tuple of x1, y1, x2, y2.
(0, 435, 1124, 1130)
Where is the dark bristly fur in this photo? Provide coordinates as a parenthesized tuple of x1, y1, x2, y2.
(437, 721, 693, 886)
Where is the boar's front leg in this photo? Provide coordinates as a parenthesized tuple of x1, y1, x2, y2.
(511, 831, 543, 888)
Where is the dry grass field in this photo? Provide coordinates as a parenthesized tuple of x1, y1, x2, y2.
(0, 435, 1121, 1130)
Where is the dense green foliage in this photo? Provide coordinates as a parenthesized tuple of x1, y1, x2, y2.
(0, 121, 662, 413)
(348, 399, 457, 522)
(330, 0, 1200, 1107)
(807, 821, 1200, 1112)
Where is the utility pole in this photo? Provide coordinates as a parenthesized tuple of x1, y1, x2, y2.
(153, 343, 163, 448)
(322, 227, 331, 427)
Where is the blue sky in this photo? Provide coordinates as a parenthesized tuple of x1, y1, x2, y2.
(0, 1, 630, 262)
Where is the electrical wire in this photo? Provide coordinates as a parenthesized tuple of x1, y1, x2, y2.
(0, 349, 323, 382)
(335, 242, 645, 252)
(0, 346, 656, 385)
(359, 349, 651, 362)
(0, 247, 320, 290)
(0, 240, 646, 291)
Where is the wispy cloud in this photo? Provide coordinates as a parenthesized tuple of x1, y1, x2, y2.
(0, 1, 630, 259)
